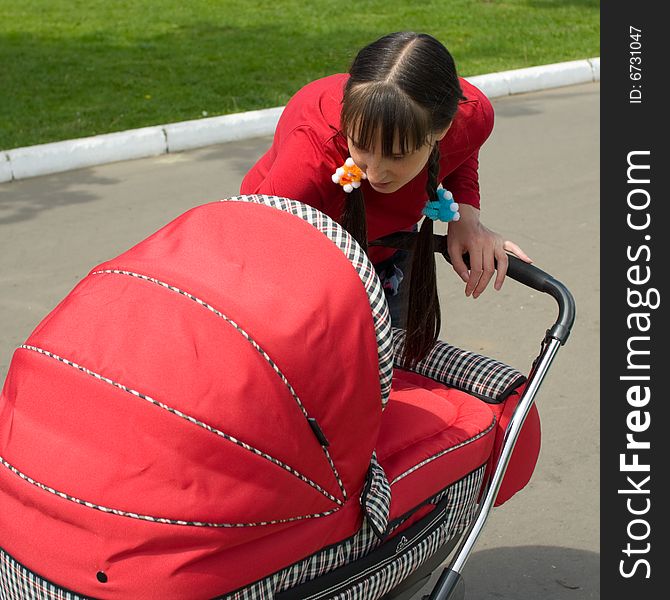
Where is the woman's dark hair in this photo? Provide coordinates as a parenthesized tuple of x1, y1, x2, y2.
(340, 32, 464, 367)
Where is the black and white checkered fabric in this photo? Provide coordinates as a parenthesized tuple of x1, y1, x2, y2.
(220, 465, 484, 600)
(224, 196, 393, 408)
(360, 453, 391, 539)
(392, 328, 526, 403)
(0, 548, 90, 600)
(0, 467, 484, 600)
(320, 468, 483, 600)
(323, 478, 476, 600)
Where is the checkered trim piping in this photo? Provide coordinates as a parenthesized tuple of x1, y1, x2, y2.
(389, 416, 496, 486)
(360, 453, 391, 539)
(392, 328, 526, 403)
(290, 466, 484, 600)
(86, 267, 348, 502)
(0, 450, 340, 529)
(221, 465, 485, 600)
(0, 548, 91, 600)
(2, 344, 343, 526)
(223, 195, 393, 409)
(0, 468, 484, 600)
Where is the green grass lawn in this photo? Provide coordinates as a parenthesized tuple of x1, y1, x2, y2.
(0, 0, 599, 151)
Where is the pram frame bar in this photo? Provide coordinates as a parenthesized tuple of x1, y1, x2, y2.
(371, 232, 576, 600)
(427, 337, 563, 600)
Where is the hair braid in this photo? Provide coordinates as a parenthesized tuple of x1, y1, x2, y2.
(402, 144, 441, 368)
(341, 187, 368, 253)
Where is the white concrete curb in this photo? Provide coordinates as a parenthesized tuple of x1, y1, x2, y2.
(468, 57, 600, 98)
(7, 126, 167, 182)
(0, 154, 12, 183)
(164, 106, 285, 153)
(0, 57, 599, 183)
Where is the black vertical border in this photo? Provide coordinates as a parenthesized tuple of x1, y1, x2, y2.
(601, 3, 667, 597)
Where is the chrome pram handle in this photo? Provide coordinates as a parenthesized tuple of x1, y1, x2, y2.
(371, 232, 576, 600)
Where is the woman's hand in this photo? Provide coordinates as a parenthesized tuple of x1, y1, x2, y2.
(446, 204, 532, 298)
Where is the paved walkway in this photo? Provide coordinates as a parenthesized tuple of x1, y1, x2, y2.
(0, 82, 599, 599)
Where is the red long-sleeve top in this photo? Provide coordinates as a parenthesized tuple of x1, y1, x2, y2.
(240, 73, 494, 262)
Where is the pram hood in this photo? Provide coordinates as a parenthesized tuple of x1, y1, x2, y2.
(0, 196, 393, 594)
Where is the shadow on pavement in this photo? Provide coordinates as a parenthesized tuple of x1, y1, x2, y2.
(420, 545, 599, 600)
(0, 170, 118, 225)
(191, 135, 272, 173)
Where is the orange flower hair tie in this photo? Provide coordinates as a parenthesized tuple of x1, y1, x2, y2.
(332, 157, 367, 193)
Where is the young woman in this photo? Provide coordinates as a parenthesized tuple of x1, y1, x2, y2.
(240, 31, 530, 366)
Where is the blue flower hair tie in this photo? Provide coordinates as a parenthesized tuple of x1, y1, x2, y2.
(422, 187, 460, 222)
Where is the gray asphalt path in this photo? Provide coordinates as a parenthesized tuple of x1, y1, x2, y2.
(0, 82, 599, 599)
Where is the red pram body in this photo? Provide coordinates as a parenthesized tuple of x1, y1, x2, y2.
(0, 196, 539, 599)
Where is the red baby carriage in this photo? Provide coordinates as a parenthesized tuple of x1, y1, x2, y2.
(0, 195, 574, 599)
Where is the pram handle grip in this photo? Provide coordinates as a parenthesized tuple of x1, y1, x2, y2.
(369, 232, 575, 344)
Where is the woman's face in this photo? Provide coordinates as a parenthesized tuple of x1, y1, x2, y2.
(347, 126, 450, 194)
